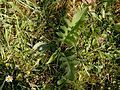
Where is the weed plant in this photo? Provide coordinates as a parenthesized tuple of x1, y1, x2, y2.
(0, 0, 120, 90)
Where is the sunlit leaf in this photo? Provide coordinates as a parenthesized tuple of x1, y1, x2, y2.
(46, 48, 60, 64)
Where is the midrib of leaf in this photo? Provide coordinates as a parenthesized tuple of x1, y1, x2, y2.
(64, 7, 88, 46)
